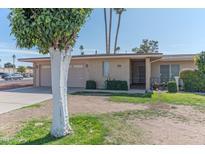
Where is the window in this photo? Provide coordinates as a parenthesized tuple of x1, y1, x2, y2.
(160, 65, 170, 82)
(160, 64, 180, 82)
(170, 64, 180, 79)
(103, 61, 109, 77)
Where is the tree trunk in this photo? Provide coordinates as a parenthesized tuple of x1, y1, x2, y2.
(114, 13, 121, 54)
(104, 8, 108, 54)
(49, 48, 72, 138)
(108, 8, 112, 54)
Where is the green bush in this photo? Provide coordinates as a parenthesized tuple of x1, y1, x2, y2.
(167, 81, 177, 93)
(180, 70, 205, 92)
(105, 80, 128, 90)
(86, 80, 96, 89)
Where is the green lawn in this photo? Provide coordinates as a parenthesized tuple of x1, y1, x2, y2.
(110, 92, 205, 106)
(0, 115, 106, 145)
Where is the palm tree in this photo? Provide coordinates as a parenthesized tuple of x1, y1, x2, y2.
(79, 45, 84, 55)
(104, 9, 108, 54)
(104, 8, 112, 54)
(12, 54, 16, 73)
(114, 8, 126, 54)
(108, 8, 112, 54)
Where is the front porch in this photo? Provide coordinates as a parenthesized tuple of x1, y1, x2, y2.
(129, 58, 152, 91)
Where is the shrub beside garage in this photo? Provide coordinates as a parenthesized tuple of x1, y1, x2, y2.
(86, 80, 97, 89)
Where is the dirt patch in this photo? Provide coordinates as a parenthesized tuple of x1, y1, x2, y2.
(147, 103, 173, 110)
(129, 116, 205, 144)
(127, 104, 205, 144)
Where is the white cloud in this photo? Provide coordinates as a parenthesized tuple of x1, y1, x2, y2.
(0, 48, 40, 55)
(0, 41, 40, 55)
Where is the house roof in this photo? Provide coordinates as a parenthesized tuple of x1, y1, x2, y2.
(18, 53, 163, 62)
(160, 54, 196, 61)
(18, 53, 196, 63)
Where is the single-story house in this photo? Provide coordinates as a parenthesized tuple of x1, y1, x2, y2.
(19, 53, 197, 91)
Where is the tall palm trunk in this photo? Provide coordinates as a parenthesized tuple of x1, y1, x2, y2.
(104, 9, 108, 54)
(108, 8, 112, 54)
(114, 13, 122, 54)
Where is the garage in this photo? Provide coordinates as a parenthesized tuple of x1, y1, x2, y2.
(40, 65, 51, 87)
(39, 63, 86, 88)
(68, 64, 86, 87)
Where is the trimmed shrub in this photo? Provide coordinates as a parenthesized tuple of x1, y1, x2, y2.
(167, 81, 177, 93)
(86, 80, 96, 89)
(180, 70, 205, 92)
(105, 80, 128, 90)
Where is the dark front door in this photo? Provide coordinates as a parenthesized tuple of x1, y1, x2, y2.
(131, 61, 145, 89)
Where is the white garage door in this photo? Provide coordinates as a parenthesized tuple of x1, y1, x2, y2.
(68, 64, 86, 88)
(40, 65, 51, 87)
(40, 64, 86, 88)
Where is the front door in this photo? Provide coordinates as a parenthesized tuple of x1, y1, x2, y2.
(131, 61, 145, 89)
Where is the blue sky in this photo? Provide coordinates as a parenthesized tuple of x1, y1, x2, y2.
(1, 8, 205, 66)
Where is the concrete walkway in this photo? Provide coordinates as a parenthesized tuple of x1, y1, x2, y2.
(0, 87, 52, 114)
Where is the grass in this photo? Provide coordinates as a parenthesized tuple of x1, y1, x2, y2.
(0, 115, 106, 145)
(72, 91, 152, 97)
(21, 103, 42, 109)
(0, 108, 175, 145)
(110, 91, 205, 106)
(73, 91, 205, 106)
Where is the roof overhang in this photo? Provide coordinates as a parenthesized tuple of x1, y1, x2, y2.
(18, 53, 163, 63)
(159, 54, 196, 61)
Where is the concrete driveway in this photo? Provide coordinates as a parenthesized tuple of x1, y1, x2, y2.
(0, 87, 52, 114)
(0, 87, 85, 114)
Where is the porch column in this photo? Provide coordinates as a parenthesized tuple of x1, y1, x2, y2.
(33, 63, 36, 87)
(145, 58, 151, 91)
(34, 63, 40, 87)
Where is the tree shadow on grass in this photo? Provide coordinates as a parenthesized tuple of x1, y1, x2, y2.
(18, 133, 60, 145)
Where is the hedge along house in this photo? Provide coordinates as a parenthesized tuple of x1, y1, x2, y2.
(19, 53, 197, 91)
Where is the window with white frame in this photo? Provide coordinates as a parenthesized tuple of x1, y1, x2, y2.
(103, 61, 109, 77)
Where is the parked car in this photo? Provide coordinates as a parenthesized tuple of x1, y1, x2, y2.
(22, 73, 31, 78)
(0, 72, 5, 78)
(1, 73, 10, 79)
(4, 73, 23, 81)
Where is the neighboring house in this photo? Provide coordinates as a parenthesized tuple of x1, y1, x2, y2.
(19, 53, 197, 91)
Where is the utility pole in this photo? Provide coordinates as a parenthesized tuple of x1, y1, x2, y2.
(12, 54, 16, 73)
